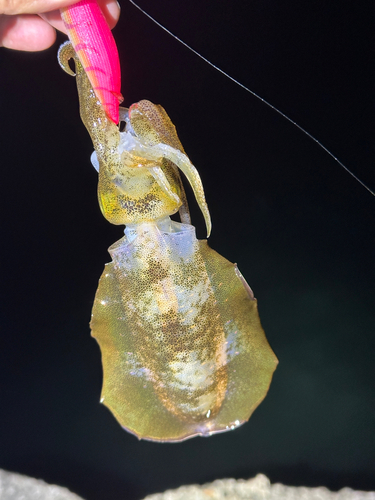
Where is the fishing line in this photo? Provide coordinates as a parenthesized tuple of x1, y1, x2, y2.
(128, 0, 375, 197)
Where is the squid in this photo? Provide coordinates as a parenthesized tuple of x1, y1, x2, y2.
(58, 41, 278, 442)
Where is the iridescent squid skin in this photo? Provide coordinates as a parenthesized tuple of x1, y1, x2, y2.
(59, 43, 278, 442)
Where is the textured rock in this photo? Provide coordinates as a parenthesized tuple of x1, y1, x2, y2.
(0, 469, 84, 500)
(142, 474, 375, 500)
(1, 470, 374, 500)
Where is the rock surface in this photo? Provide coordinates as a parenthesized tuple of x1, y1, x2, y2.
(0, 469, 84, 500)
(143, 474, 375, 500)
(1, 470, 374, 500)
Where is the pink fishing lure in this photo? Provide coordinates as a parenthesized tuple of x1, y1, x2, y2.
(60, 0, 123, 123)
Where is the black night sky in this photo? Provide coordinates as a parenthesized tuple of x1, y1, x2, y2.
(0, 1, 374, 499)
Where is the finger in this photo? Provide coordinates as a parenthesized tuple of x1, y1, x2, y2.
(0, 0, 78, 16)
(40, 0, 120, 34)
(39, 9, 67, 33)
(0, 13, 56, 50)
(97, 0, 120, 29)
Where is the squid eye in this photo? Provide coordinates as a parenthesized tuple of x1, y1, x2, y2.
(118, 107, 130, 133)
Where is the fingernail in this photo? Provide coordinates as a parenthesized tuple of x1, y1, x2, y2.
(107, 0, 121, 20)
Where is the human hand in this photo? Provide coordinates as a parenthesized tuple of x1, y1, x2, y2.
(0, 0, 120, 51)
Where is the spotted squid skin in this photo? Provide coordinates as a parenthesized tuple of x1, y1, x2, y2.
(91, 220, 278, 441)
(60, 0, 122, 123)
(100, 222, 228, 425)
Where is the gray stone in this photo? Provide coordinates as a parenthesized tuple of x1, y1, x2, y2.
(0, 469, 84, 500)
(142, 474, 375, 500)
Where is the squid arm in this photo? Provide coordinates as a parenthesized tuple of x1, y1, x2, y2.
(119, 104, 192, 226)
(134, 141, 212, 237)
(60, 0, 123, 124)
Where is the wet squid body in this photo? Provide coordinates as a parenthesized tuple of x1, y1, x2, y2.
(59, 43, 278, 442)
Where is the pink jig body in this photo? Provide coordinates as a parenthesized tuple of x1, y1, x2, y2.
(60, 0, 123, 123)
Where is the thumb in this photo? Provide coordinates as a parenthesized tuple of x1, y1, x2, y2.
(0, 0, 78, 16)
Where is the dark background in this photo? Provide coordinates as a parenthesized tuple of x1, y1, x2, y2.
(0, 1, 374, 499)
